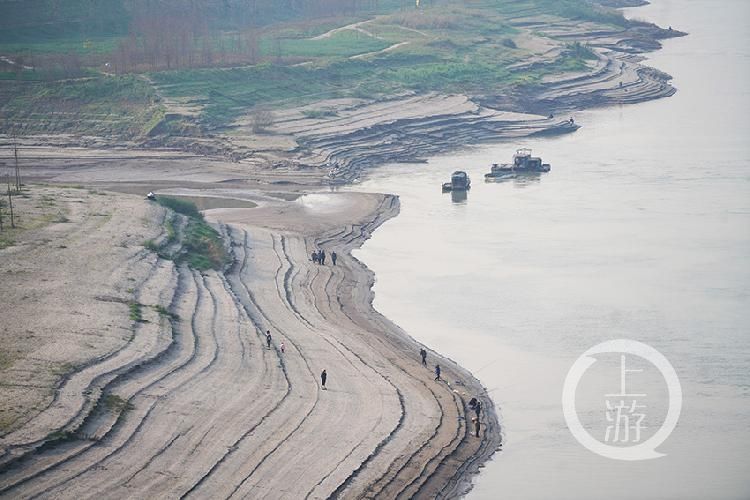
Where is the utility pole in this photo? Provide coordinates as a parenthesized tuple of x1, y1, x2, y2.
(13, 135, 21, 192)
(7, 174, 15, 228)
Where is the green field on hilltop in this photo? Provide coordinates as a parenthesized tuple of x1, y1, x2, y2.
(0, 74, 162, 136)
(0, 0, 626, 137)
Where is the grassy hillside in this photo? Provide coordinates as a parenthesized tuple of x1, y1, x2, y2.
(0, 75, 161, 136)
(0, 0, 628, 138)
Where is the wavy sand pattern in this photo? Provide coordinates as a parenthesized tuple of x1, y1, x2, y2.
(0, 190, 500, 499)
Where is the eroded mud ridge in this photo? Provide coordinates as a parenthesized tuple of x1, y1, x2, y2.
(0, 190, 500, 499)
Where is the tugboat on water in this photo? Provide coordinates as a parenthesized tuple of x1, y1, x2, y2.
(442, 170, 471, 192)
(485, 148, 550, 179)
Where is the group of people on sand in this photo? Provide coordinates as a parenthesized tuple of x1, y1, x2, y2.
(311, 249, 337, 266)
(265, 329, 327, 390)
(421, 347, 484, 438)
(266, 330, 285, 354)
(421, 348, 442, 381)
(263, 330, 482, 438)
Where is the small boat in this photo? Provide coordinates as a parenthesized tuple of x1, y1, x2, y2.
(442, 170, 471, 191)
(485, 149, 550, 179)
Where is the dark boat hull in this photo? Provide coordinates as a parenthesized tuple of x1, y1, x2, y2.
(485, 164, 550, 178)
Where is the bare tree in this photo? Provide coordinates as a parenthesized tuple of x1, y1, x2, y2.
(252, 109, 275, 133)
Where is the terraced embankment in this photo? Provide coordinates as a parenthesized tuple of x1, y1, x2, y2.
(0, 10, 683, 187)
(0, 189, 500, 498)
(262, 94, 579, 184)
(219, 16, 684, 183)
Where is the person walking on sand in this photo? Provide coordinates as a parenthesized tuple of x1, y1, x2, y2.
(321, 369, 327, 390)
(280, 341, 285, 354)
(474, 417, 481, 438)
(321, 249, 326, 265)
(331, 251, 337, 266)
(434, 364, 441, 381)
(420, 348, 427, 366)
(475, 400, 482, 419)
(312, 251, 318, 264)
(266, 330, 272, 349)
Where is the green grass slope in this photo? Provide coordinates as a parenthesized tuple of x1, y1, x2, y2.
(0, 0, 627, 138)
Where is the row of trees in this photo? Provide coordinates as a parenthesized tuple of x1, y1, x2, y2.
(3, 0, 448, 76)
(123, 0, 386, 24)
(109, 0, 390, 72)
(0, 0, 129, 38)
(16, 53, 86, 80)
(110, 7, 261, 73)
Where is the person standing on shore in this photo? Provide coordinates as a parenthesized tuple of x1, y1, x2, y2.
(331, 251, 337, 266)
(280, 341, 285, 354)
(266, 330, 272, 349)
(474, 417, 481, 438)
(434, 364, 441, 381)
(321, 369, 327, 390)
(420, 348, 427, 366)
(475, 400, 482, 420)
(312, 251, 318, 264)
(321, 249, 326, 265)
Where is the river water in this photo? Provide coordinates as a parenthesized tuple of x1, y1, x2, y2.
(347, 0, 750, 498)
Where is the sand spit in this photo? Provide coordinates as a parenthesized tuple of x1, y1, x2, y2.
(0, 188, 500, 499)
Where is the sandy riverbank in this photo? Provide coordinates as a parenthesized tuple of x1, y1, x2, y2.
(0, 186, 500, 498)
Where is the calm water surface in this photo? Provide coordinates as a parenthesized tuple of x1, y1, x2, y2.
(347, 0, 750, 498)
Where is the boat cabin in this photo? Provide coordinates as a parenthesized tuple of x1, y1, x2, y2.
(450, 170, 471, 190)
(513, 148, 544, 170)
